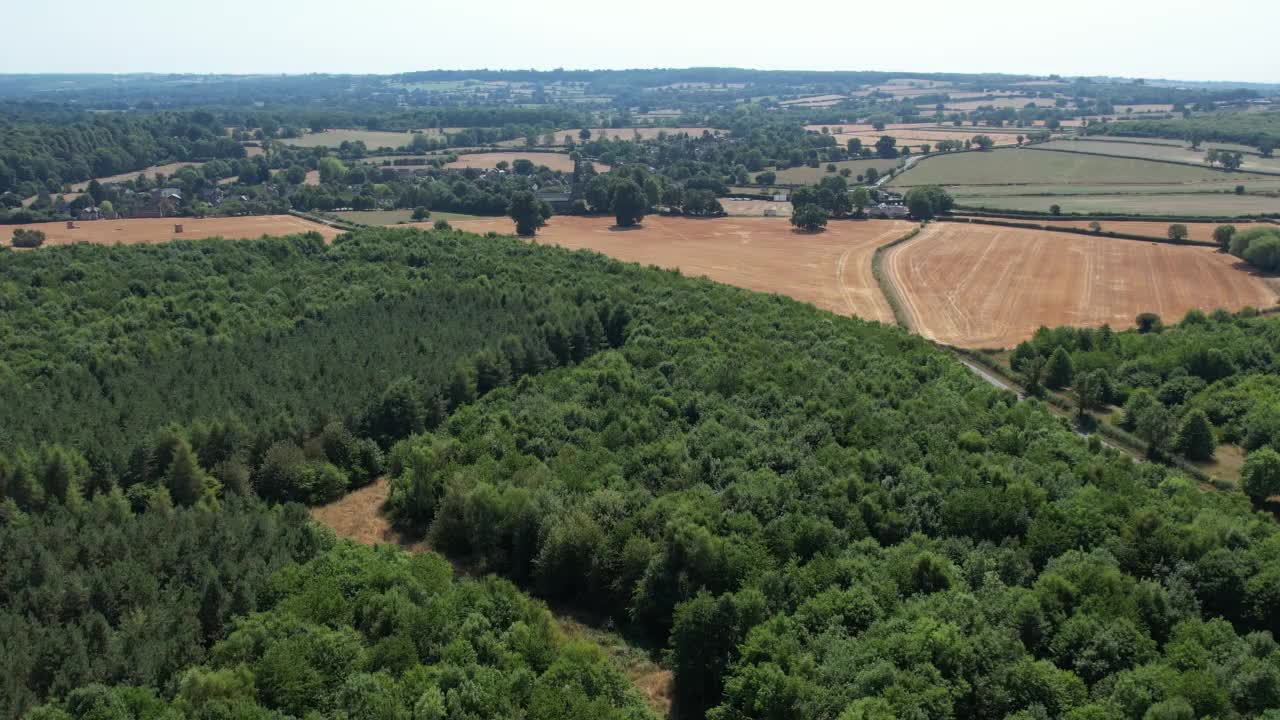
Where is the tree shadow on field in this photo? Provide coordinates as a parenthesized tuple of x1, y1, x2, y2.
(607, 224, 645, 232)
(789, 227, 828, 235)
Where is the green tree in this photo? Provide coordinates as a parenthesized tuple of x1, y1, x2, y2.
(904, 186, 953, 220)
(1214, 224, 1237, 250)
(165, 439, 212, 507)
(507, 190, 547, 236)
(1167, 224, 1189, 242)
(1242, 447, 1280, 503)
(1134, 402, 1176, 458)
(610, 179, 647, 227)
(317, 157, 346, 184)
(1045, 347, 1074, 389)
(850, 186, 872, 216)
(1175, 408, 1215, 461)
(972, 135, 995, 150)
(790, 204, 828, 232)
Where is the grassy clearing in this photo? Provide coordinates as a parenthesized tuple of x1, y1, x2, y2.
(891, 148, 1270, 187)
(955, 193, 1280, 217)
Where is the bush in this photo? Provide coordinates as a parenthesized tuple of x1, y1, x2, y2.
(1167, 224, 1189, 242)
(11, 228, 46, 248)
(411, 206, 431, 221)
(433, 218, 451, 231)
(1136, 313, 1163, 333)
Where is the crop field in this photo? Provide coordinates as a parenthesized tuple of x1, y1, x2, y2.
(1030, 219, 1237, 242)
(779, 94, 849, 107)
(279, 129, 443, 149)
(891, 148, 1270, 187)
(448, 215, 915, 324)
(2, 215, 341, 247)
(1038, 139, 1280, 173)
(1078, 135, 1263, 155)
(771, 158, 900, 184)
(839, 129, 1025, 149)
(883, 223, 1277, 348)
(720, 199, 793, 216)
(505, 127, 719, 147)
(443, 151, 605, 173)
(957, 193, 1280, 217)
(935, 98, 1057, 111)
(332, 210, 487, 225)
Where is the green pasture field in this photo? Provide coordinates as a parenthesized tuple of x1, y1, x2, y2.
(955, 193, 1280, 217)
(944, 180, 1280, 197)
(890, 147, 1271, 187)
(771, 158, 899, 184)
(1039, 139, 1280, 173)
(280, 128, 442, 149)
(1077, 135, 1263, 155)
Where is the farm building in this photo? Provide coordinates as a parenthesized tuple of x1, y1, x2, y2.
(868, 203, 909, 219)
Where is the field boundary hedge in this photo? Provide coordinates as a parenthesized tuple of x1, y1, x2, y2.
(289, 209, 361, 232)
(952, 206, 1280, 222)
(937, 215, 1220, 247)
(871, 224, 924, 329)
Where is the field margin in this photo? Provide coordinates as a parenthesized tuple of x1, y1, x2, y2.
(871, 224, 924, 329)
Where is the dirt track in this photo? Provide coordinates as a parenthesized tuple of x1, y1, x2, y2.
(884, 223, 1277, 348)
(452, 215, 915, 324)
(2, 215, 341, 247)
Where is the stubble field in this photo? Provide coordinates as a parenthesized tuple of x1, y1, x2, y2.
(2, 215, 341, 247)
(883, 223, 1277, 348)
(450, 215, 915, 324)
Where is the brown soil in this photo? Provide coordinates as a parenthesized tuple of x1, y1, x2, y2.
(449, 215, 915, 324)
(310, 478, 424, 551)
(3, 215, 341, 247)
(884, 223, 1277, 348)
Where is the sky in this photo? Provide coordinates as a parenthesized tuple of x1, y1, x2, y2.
(3, 0, 1277, 84)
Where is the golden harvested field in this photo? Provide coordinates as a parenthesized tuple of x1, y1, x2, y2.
(883, 223, 1277, 348)
(71, 162, 202, 191)
(835, 129, 1024, 149)
(720, 199, 793, 216)
(444, 152, 606, 173)
(1031, 220, 1238, 242)
(450, 215, 915, 323)
(2, 215, 341, 248)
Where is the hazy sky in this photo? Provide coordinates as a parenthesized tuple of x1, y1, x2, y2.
(4, 0, 1277, 83)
